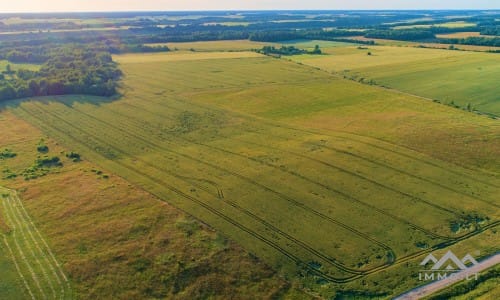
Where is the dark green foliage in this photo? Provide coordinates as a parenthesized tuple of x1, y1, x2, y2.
(311, 45, 322, 55)
(257, 45, 322, 56)
(66, 151, 81, 162)
(365, 29, 435, 41)
(0, 44, 122, 102)
(2, 168, 17, 179)
(480, 27, 500, 36)
(35, 156, 62, 168)
(249, 30, 374, 45)
(437, 36, 500, 47)
(37, 144, 49, 153)
(21, 156, 62, 180)
(0, 149, 17, 159)
(450, 212, 489, 233)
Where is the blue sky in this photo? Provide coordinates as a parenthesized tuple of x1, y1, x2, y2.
(0, 0, 498, 13)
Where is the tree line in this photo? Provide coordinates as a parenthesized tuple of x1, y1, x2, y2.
(257, 45, 322, 56)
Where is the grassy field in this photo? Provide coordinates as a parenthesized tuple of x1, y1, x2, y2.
(146, 40, 353, 52)
(393, 21, 476, 30)
(0, 187, 72, 300)
(0, 111, 303, 299)
(346, 35, 500, 51)
(0, 60, 41, 72)
(2, 51, 498, 298)
(436, 32, 497, 39)
(290, 45, 500, 116)
(147, 40, 270, 52)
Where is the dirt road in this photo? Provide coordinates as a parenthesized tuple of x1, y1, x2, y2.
(394, 253, 500, 299)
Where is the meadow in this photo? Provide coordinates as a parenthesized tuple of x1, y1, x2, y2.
(145, 40, 352, 52)
(2, 50, 498, 298)
(393, 21, 477, 30)
(435, 32, 495, 39)
(290, 45, 500, 116)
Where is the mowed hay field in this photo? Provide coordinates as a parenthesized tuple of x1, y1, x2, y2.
(146, 40, 271, 52)
(4, 51, 499, 298)
(0, 111, 302, 299)
(291, 45, 500, 116)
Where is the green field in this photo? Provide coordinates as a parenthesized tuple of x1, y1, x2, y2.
(0, 111, 296, 299)
(147, 40, 270, 52)
(290, 45, 500, 116)
(393, 21, 477, 29)
(0, 188, 71, 299)
(0, 60, 41, 72)
(2, 51, 498, 298)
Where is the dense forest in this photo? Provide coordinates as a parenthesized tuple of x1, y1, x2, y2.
(365, 29, 435, 41)
(0, 45, 123, 101)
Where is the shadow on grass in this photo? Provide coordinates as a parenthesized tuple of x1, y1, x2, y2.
(0, 93, 122, 112)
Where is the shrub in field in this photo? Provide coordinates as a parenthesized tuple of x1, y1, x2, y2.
(66, 151, 81, 162)
(0, 148, 16, 159)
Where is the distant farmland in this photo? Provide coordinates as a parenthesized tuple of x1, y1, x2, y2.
(6, 51, 499, 297)
(291, 45, 500, 116)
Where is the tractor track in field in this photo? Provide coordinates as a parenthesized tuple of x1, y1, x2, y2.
(114, 99, 490, 220)
(127, 65, 499, 190)
(21, 103, 394, 276)
(15, 106, 366, 283)
(13, 99, 498, 280)
(2, 235, 36, 300)
(93, 102, 457, 242)
(119, 92, 500, 202)
(4, 195, 58, 299)
(0, 187, 71, 299)
(15, 103, 500, 283)
(41, 103, 398, 256)
(23, 102, 500, 274)
(75, 100, 500, 270)
(168, 92, 500, 190)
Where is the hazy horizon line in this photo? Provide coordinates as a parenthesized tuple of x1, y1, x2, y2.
(1, 8, 499, 14)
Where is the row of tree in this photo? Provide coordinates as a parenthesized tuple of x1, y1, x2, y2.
(257, 45, 322, 56)
(365, 29, 435, 41)
(437, 36, 500, 47)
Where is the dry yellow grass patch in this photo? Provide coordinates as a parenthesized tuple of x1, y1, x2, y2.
(114, 51, 263, 64)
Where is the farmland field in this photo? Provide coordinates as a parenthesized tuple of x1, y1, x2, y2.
(146, 40, 271, 52)
(0, 110, 299, 299)
(435, 32, 496, 39)
(0, 187, 72, 300)
(393, 21, 476, 30)
(2, 51, 498, 298)
(290, 45, 500, 116)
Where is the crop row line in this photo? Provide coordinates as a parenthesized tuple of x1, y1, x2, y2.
(168, 91, 500, 190)
(115, 100, 466, 227)
(27, 103, 390, 275)
(48, 102, 397, 271)
(1, 195, 46, 298)
(1, 235, 36, 300)
(5, 195, 58, 298)
(15, 106, 363, 283)
(11, 190, 71, 297)
(1, 188, 71, 299)
(122, 91, 498, 206)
